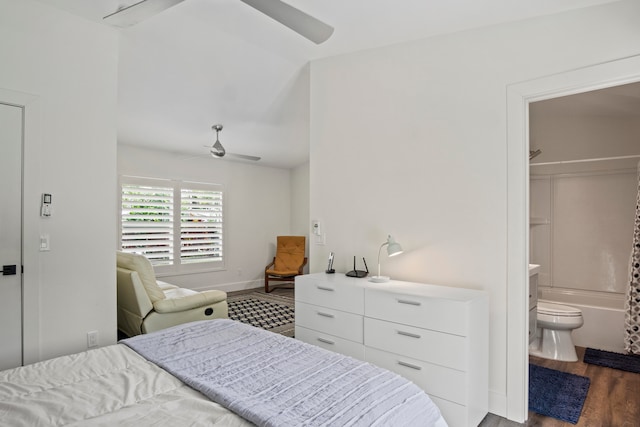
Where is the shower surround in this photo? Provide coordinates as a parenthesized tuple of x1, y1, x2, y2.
(530, 157, 638, 353)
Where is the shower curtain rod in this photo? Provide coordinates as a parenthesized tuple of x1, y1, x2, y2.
(531, 154, 640, 167)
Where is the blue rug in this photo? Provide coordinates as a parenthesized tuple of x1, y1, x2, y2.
(529, 364, 590, 424)
(584, 348, 640, 374)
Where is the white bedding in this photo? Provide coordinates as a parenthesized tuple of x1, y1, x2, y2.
(0, 344, 251, 426)
(123, 319, 445, 427)
(0, 319, 447, 427)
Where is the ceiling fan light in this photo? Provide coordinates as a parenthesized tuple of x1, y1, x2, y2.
(210, 139, 225, 158)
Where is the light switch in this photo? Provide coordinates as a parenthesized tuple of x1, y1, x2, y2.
(39, 234, 50, 251)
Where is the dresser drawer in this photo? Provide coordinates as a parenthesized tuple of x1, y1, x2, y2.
(365, 287, 469, 335)
(296, 301, 363, 342)
(295, 326, 365, 360)
(366, 347, 467, 405)
(364, 317, 466, 371)
(296, 275, 365, 314)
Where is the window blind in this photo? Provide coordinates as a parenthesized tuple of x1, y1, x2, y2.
(180, 188, 223, 264)
(121, 183, 174, 265)
(120, 177, 224, 270)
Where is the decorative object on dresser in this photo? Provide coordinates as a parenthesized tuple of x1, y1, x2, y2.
(369, 234, 403, 283)
(295, 272, 489, 427)
(345, 256, 369, 277)
(264, 236, 307, 293)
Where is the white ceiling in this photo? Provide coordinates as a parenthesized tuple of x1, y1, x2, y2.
(35, 0, 623, 168)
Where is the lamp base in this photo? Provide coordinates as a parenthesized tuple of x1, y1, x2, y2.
(369, 276, 390, 283)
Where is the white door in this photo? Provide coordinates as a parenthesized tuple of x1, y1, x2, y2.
(0, 102, 23, 370)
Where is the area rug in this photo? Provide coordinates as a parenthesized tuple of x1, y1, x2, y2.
(529, 364, 590, 424)
(227, 292, 295, 337)
(584, 347, 640, 374)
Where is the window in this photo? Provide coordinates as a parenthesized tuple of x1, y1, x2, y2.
(119, 176, 224, 273)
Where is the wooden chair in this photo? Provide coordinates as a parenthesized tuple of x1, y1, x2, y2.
(265, 236, 307, 293)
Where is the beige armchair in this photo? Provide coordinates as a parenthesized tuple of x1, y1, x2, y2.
(116, 251, 228, 337)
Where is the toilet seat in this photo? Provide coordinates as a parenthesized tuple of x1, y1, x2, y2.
(538, 301, 582, 317)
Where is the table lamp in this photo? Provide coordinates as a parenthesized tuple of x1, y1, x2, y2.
(369, 235, 403, 283)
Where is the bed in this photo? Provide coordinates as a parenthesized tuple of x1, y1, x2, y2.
(0, 319, 447, 426)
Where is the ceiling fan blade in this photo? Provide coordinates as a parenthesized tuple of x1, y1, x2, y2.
(227, 153, 261, 161)
(103, 0, 185, 27)
(239, 0, 334, 44)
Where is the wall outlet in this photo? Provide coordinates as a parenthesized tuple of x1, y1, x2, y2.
(87, 331, 98, 348)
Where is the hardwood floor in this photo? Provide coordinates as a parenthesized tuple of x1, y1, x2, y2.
(249, 287, 640, 426)
(479, 347, 640, 426)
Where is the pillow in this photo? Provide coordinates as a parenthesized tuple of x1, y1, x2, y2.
(116, 251, 165, 303)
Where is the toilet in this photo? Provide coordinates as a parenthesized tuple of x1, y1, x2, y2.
(529, 301, 584, 362)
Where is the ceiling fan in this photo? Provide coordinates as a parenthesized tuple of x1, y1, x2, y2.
(104, 0, 334, 44)
(208, 124, 261, 161)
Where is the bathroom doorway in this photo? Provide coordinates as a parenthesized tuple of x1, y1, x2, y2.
(528, 82, 640, 353)
(506, 54, 640, 423)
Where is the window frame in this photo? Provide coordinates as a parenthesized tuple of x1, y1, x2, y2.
(118, 175, 226, 276)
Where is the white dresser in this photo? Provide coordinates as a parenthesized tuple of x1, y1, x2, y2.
(295, 273, 488, 427)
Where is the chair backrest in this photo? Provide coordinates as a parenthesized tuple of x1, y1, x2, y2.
(273, 236, 306, 272)
(116, 251, 166, 303)
(116, 267, 154, 337)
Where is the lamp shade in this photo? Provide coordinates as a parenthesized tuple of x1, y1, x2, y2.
(386, 236, 403, 257)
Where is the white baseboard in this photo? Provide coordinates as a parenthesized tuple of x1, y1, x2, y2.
(489, 390, 507, 419)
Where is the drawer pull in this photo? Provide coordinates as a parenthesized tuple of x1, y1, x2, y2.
(316, 286, 335, 292)
(398, 361, 422, 371)
(317, 337, 335, 345)
(397, 299, 421, 306)
(397, 330, 421, 339)
(317, 311, 335, 318)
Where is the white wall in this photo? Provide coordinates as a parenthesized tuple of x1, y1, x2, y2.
(290, 161, 311, 271)
(117, 144, 294, 291)
(0, 0, 118, 362)
(309, 0, 640, 420)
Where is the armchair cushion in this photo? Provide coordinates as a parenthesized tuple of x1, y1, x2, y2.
(270, 236, 306, 274)
(153, 289, 228, 313)
(117, 251, 166, 303)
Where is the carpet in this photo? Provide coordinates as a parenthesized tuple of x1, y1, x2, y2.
(529, 364, 590, 424)
(584, 347, 640, 374)
(227, 292, 295, 337)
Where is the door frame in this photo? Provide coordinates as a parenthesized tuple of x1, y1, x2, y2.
(0, 87, 42, 365)
(506, 54, 640, 422)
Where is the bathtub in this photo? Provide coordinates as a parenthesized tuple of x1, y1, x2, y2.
(537, 286, 626, 353)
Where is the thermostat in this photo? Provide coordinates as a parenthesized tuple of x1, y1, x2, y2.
(41, 193, 52, 217)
